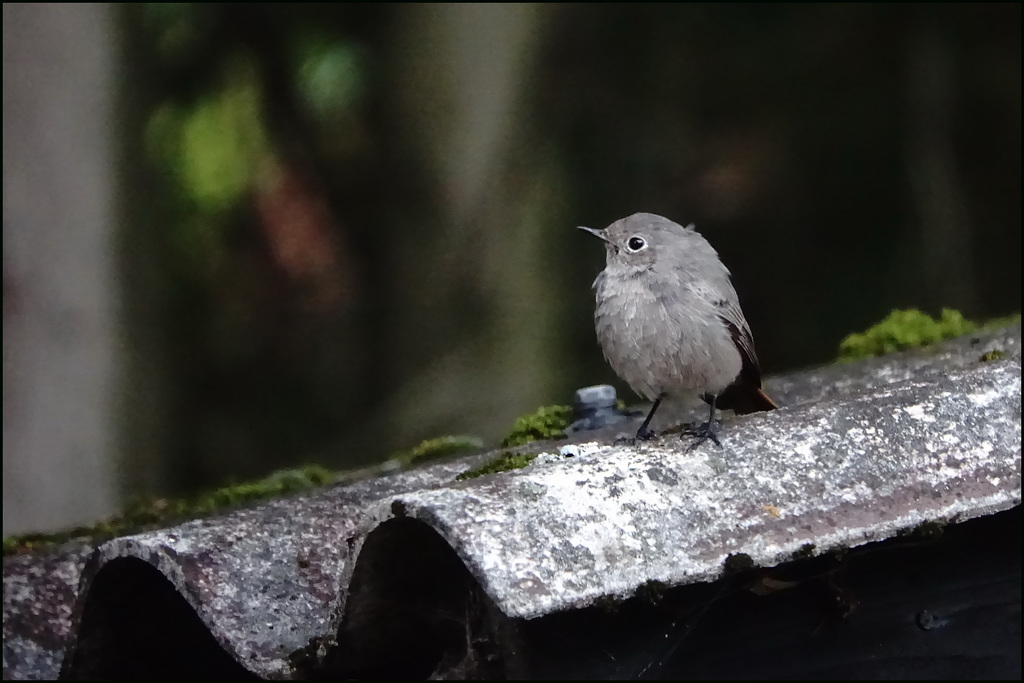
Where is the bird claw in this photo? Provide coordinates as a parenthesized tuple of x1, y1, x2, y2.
(682, 420, 722, 450)
(636, 425, 658, 441)
(615, 426, 658, 446)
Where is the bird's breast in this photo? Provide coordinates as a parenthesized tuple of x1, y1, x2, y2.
(594, 276, 741, 399)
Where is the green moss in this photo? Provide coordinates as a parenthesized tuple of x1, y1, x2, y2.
(196, 464, 334, 509)
(2, 464, 337, 557)
(838, 309, 1021, 362)
(899, 520, 946, 541)
(979, 350, 1007, 362)
(455, 451, 538, 481)
(722, 552, 755, 575)
(838, 308, 976, 361)
(830, 544, 850, 560)
(2, 529, 95, 556)
(287, 635, 326, 675)
(500, 405, 573, 447)
(635, 579, 668, 605)
(393, 435, 483, 467)
(980, 313, 1022, 330)
(593, 595, 623, 613)
(791, 543, 817, 560)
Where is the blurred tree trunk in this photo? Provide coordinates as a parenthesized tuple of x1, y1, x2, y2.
(3, 4, 120, 534)
(356, 4, 567, 451)
(903, 15, 976, 313)
(116, 5, 173, 502)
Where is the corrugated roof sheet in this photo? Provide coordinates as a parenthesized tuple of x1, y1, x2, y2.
(4, 325, 1020, 679)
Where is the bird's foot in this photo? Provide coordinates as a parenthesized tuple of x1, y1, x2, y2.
(636, 425, 658, 441)
(615, 425, 658, 446)
(682, 420, 722, 450)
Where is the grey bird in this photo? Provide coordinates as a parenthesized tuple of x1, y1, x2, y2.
(579, 212, 777, 447)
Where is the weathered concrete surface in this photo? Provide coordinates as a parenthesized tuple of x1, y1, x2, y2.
(388, 346, 1020, 619)
(3, 324, 1020, 679)
(60, 458, 493, 679)
(2, 542, 92, 680)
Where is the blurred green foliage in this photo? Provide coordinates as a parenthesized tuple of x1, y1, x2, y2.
(294, 38, 364, 121)
(145, 66, 271, 283)
(174, 73, 268, 210)
(118, 3, 1020, 504)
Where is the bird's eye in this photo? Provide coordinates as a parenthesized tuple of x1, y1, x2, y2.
(626, 236, 647, 252)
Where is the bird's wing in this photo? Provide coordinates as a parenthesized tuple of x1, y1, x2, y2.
(687, 276, 761, 380)
(717, 298, 760, 376)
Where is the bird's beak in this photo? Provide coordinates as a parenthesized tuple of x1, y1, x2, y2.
(577, 226, 610, 242)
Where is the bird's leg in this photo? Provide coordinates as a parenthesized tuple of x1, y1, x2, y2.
(683, 394, 722, 449)
(634, 397, 663, 440)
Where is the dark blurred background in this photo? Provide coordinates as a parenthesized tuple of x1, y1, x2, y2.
(3, 4, 1019, 534)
